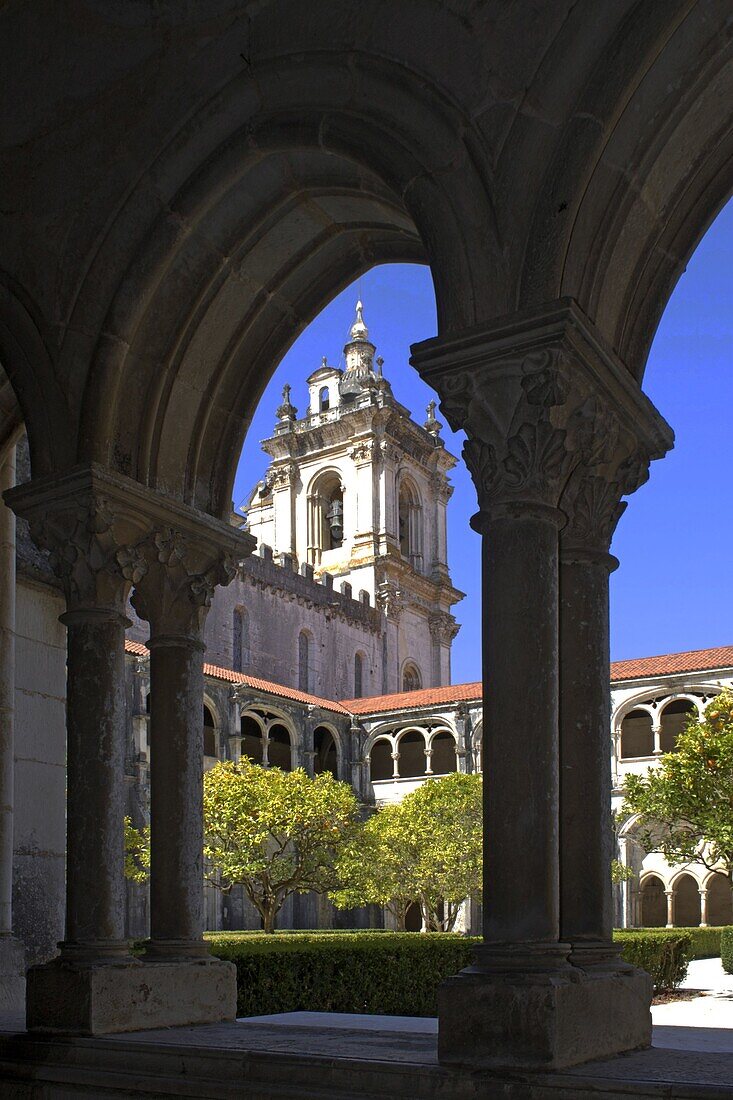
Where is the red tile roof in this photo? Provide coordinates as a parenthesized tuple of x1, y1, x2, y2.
(342, 681, 483, 714)
(123, 639, 349, 714)
(609, 645, 733, 683)
(126, 640, 733, 717)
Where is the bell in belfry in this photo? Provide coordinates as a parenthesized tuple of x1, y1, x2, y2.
(326, 497, 343, 545)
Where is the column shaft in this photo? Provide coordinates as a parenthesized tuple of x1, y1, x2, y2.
(0, 447, 15, 934)
(147, 638, 206, 953)
(559, 554, 614, 951)
(63, 611, 129, 951)
(482, 512, 561, 945)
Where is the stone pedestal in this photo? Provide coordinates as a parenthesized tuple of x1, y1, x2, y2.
(0, 934, 25, 1015)
(27, 956, 236, 1035)
(438, 958, 652, 1071)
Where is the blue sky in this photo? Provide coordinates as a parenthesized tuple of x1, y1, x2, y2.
(234, 200, 733, 684)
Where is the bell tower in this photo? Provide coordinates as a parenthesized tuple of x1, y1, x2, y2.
(245, 302, 463, 694)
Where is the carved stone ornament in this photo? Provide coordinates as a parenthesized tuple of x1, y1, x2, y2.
(411, 301, 674, 522)
(26, 494, 148, 613)
(429, 611, 460, 644)
(270, 463, 296, 490)
(349, 440, 374, 465)
(376, 580, 403, 621)
(131, 526, 238, 640)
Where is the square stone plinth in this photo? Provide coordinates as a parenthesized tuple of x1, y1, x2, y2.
(26, 956, 237, 1035)
(0, 935, 25, 1016)
(438, 965, 652, 1071)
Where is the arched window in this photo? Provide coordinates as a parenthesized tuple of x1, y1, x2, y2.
(241, 714, 264, 764)
(369, 739, 393, 782)
(640, 875, 666, 927)
(268, 724, 292, 771)
(232, 607, 249, 673)
(319, 386, 330, 412)
(620, 709, 653, 759)
(398, 479, 422, 570)
(314, 726, 338, 778)
(430, 731, 457, 775)
(307, 472, 344, 561)
(298, 631, 310, 693)
(203, 705, 217, 758)
(354, 653, 363, 698)
(660, 699, 696, 753)
(396, 730, 427, 778)
(673, 873, 701, 926)
(706, 873, 733, 925)
(402, 663, 421, 693)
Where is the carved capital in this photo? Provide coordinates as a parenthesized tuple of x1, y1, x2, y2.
(8, 483, 148, 614)
(559, 443, 652, 555)
(132, 528, 237, 641)
(349, 440, 375, 466)
(429, 611, 460, 644)
(411, 300, 674, 523)
(376, 580, 403, 622)
(270, 462, 296, 490)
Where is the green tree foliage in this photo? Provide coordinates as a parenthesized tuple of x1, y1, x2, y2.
(610, 858, 634, 884)
(332, 772, 482, 931)
(124, 816, 150, 884)
(203, 759, 360, 933)
(622, 691, 733, 886)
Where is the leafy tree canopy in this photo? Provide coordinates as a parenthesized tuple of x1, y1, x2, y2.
(203, 759, 360, 932)
(332, 772, 482, 931)
(124, 816, 150, 884)
(622, 691, 733, 880)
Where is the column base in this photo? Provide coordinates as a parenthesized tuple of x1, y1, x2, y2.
(27, 955, 236, 1035)
(438, 946, 652, 1071)
(0, 934, 26, 1015)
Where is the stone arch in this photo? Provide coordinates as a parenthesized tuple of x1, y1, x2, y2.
(427, 728, 458, 776)
(514, 6, 733, 377)
(659, 697, 697, 754)
(620, 708, 654, 760)
(66, 48, 502, 519)
(401, 661, 422, 694)
(394, 726, 428, 779)
(369, 736, 395, 783)
(704, 872, 733, 927)
(267, 722, 293, 772)
(397, 473, 423, 569)
(671, 871, 701, 927)
(240, 711, 266, 765)
(202, 700, 219, 760)
(307, 468, 345, 559)
(313, 724, 340, 780)
(639, 873, 666, 928)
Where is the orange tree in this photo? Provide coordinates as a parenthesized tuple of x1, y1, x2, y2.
(622, 691, 733, 886)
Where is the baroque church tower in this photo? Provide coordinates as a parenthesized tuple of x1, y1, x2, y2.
(245, 303, 463, 694)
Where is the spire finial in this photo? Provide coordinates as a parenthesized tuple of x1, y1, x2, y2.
(349, 298, 368, 341)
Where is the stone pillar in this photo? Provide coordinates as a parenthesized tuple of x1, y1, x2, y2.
(5, 471, 151, 1032)
(0, 446, 24, 1014)
(413, 300, 673, 1071)
(666, 890, 675, 928)
(6, 466, 254, 1034)
(131, 527, 245, 970)
(558, 444, 656, 971)
(699, 889, 709, 927)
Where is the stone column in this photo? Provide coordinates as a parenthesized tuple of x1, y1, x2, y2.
(666, 890, 675, 928)
(0, 446, 25, 1013)
(4, 471, 152, 1032)
(558, 448, 655, 970)
(413, 300, 673, 1071)
(699, 889, 708, 927)
(6, 466, 254, 1034)
(131, 528, 239, 958)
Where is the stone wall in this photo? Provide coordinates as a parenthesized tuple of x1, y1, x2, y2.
(12, 576, 66, 964)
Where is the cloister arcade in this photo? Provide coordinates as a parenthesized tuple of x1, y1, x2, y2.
(639, 870, 733, 929)
(368, 725, 459, 785)
(1, 2, 733, 1088)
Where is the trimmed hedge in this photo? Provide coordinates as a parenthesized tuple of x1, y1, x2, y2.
(205, 928, 691, 1016)
(207, 932, 477, 1017)
(630, 926, 730, 959)
(614, 930, 691, 990)
(722, 928, 733, 974)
